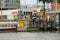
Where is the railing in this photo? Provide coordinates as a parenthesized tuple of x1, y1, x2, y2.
(0, 15, 18, 22)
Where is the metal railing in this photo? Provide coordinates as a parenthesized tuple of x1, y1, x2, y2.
(0, 15, 18, 22)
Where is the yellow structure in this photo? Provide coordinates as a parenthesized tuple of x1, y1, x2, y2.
(18, 21, 24, 28)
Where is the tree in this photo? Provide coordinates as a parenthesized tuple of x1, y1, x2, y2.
(38, 0, 51, 3)
(38, 0, 52, 16)
(38, 0, 45, 16)
(57, 0, 60, 3)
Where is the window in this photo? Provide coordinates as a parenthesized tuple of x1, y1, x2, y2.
(24, 12, 26, 15)
(24, 12, 32, 15)
(16, 0, 20, 3)
(5, 0, 9, 3)
(2, 15, 7, 19)
(5, 4, 8, 7)
(25, 12, 32, 15)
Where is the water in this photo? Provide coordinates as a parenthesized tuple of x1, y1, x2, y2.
(0, 32, 60, 40)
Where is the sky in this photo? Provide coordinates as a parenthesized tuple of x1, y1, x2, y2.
(20, 0, 37, 6)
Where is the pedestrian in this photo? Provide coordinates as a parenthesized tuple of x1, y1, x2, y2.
(28, 18, 32, 27)
(34, 18, 39, 28)
(49, 19, 54, 31)
(32, 18, 35, 25)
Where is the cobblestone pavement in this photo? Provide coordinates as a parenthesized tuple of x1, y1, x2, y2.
(0, 32, 60, 40)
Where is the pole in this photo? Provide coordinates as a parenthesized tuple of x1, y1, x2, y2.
(59, 13, 60, 33)
(25, 0, 26, 8)
(37, 0, 38, 8)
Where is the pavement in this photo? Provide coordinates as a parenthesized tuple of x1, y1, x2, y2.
(0, 32, 60, 40)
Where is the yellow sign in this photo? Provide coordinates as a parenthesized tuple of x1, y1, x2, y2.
(18, 21, 24, 28)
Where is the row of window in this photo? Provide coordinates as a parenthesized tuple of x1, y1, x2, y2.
(0, 15, 7, 19)
(5, 0, 20, 3)
(0, 15, 17, 20)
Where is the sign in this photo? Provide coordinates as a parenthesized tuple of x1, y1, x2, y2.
(18, 21, 24, 28)
(12, 11, 18, 15)
(2, 10, 18, 15)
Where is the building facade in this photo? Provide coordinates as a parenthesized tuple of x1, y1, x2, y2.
(0, 0, 20, 10)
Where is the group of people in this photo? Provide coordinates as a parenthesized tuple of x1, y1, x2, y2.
(27, 16, 54, 31)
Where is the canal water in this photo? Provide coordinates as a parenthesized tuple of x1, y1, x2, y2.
(0, 32, 60, 40)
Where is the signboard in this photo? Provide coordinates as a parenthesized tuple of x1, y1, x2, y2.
(2, 10, 18, 15)
(12, 11, 18, 15)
